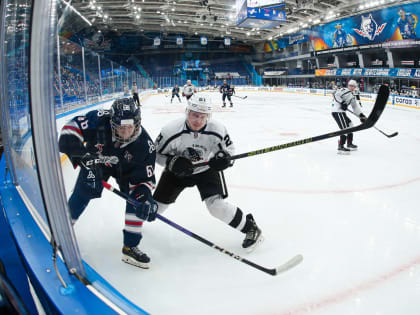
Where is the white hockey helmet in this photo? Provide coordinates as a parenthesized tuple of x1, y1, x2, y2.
(348, 79, 358, 87)
(186, 95, 212, 118)
(187, 79, 192, 85)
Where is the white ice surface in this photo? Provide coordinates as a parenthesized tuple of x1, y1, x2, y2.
(58, 91, 420, 315)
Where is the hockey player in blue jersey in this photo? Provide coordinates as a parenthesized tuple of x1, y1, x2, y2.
(59, 97, 158, 269)
(397, 8, 417, 39)
(220, 80, 233, 107)
(171, 84, 181, 103)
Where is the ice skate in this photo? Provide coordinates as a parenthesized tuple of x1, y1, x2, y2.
(242, 214, 263, 252)
(347, 143, 358, 151)
(122, 246, 150, 269)
(337, 144, 350, 155)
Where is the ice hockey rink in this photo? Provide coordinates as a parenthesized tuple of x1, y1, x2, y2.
(58, 90, 420, 315)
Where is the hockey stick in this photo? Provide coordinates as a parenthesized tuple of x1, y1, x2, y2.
(194, 85, 390, 168)
(233, 95, 247, 99)
(102, 180, 303, 276)
(372, 126, 398, 138)
(347, 108, 398, 138)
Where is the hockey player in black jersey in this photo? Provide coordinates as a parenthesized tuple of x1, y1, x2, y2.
(153, 95, 263, 252)
(331, 80, 367, 154)
(219, 80, 233, 107)
(171, 84, 181, 103)
(228, 84, 235, 106)
(132, 82, 140, 106)
(59, 97, 158, 269)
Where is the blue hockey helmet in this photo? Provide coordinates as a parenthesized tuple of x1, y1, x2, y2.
(110, 97, 141, 143)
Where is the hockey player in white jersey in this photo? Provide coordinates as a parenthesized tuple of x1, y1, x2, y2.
(331, 80, 367, 154)
(153, 95, 263, 251)
(182, 79, 196, 101)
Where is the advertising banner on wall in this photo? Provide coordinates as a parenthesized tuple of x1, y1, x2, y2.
(265, 31, 310, 51)
(311, 2, 419, 50)
(264, 2, 419, 52)
(315, 68, 420, 78)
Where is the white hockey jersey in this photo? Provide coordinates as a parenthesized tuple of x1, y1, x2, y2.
(331, 87, 362, 115)
(155, 117, 235, 175)
(183, 84, 196, 96)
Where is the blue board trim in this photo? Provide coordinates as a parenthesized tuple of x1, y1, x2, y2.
(0, 156, 149, 314)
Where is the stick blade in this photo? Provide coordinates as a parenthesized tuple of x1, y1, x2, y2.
(274, 254, 303, 275)
(365, 85, 390, 127)
(388, 132, 398, 138)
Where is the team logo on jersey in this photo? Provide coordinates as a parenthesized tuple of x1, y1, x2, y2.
(87, 170, 95, 179)
(353, 14, 386, 41)
(124, 150, 133, 162)
(94, 143, 104, 153)
(184, 147, 203, 162)
(148, 140, 156, 153)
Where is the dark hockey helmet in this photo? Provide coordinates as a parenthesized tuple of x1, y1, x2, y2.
(110, 97, 141, 143)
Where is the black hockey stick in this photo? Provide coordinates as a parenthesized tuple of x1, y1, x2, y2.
(347, 108, 398, 138)
(102, 180, 303, 276)
(233, 95, 247, 99)
(194, 85, 390, 168)
(372, 126, 398, 138)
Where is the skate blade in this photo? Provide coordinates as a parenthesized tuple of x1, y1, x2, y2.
(122, 256, 150, 269)
(337, 151, 350, 155)
(244, 234, 264, 253)
(347, 147, 358, 151)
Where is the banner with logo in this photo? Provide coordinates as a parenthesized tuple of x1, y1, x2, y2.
(264, 2, 420, 52)
(200, 36, 208, 45)
(224, 37, 231, 46)
(176, 36, 183, 45)
(311, 2, 420, 51)
(153, 37, 161, 46)
(237, 0, 286, 29)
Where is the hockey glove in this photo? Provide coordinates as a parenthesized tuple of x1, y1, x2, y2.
(79, 153, 119, 170)
(133, 195, 158, 222)
(359, 113, 367, 123)
(208, 150, 232, 171)
(167, 156, 194, 177)
(341, 103, 348, 111)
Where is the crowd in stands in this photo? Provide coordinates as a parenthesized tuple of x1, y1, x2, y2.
(54, 65, 120, 107)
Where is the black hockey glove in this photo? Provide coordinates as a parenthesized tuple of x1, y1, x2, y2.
(208, 150, 232, 171)
(167, 156, 194, 177)
(341, 102, 348, 111)
(79, 153, 119, 170)
(132, 195, 158, 222)
(359, 113, 367, 123)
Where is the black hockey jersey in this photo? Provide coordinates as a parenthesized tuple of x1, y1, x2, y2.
(59, 109, 156, 192)
(220, 84, 230, 95)
(227, 87, 235, 96)
(172, 87, 180, 94)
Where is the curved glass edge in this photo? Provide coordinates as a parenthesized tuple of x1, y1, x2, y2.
(0, 155, 147, 314)
(0, 0, 49, 226)
(30, 0, 86, 277)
